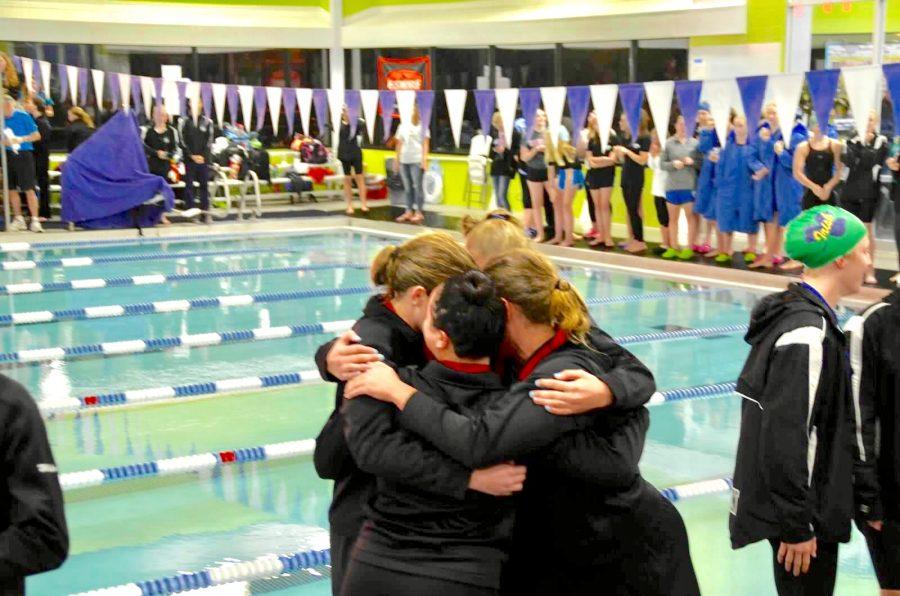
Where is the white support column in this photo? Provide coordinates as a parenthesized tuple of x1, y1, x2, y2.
(784, 2, 813, 73)
(351, 48, 362, 90)
(874, 0, 887, 65)
(329, 0, 345, 150)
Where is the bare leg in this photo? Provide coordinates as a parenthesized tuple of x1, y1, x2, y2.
(24, 190, 39, 219)
(548, 177, 564, 245)
(560, 176, 575, 246)
(667, 203, 681, 250)
(355, 173, 368, 211)
(9, 190, 22, 217)
(751, 220, 778, 268)
(685, 203, 697, 248)
(343, 176, 354, 214)
(527, 180, 545, 242)
(600, 187, 614, 246)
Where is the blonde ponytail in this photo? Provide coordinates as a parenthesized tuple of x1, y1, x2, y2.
(370, 232, 475, 296)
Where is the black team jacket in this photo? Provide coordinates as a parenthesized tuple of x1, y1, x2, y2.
(312, 296, 471, 541)
(0, 375, 68, 594)
(849, 287, 900, 523)
(730, 283, 878, 548)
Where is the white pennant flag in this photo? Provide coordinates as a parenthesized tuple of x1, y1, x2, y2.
(38, 60, 51, 94)
(540, 86, 566, 139)
(644, 80, 674, 140)
(266, 86, 283, 135)
(360, 89, 379, 143)
(188, 82, 201, 124)
(211, 83, 227, 127)
(21, 57, 34, 93)
(67, 65, 80, 105)
(296, 88, 313, 136)
(765, 73, 804, 148)
(590, 84, 618, 152)
(703, 78, 737, 146)
(91, 69, 105, 111)
(495, 88, 519, 146)
(444, 89, 467, 149)
(118, 73, 131, 110)
(842, 65, 882, 138)
(238, 85, 254, 129)
(396, 90, 415, 125)
(140, 76, 155, 120)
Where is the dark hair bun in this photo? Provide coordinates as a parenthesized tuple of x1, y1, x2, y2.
(460, 270, 494, 305)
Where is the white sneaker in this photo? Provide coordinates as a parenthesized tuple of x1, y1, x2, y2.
(29, 219, 43, 233)
(9, 216, 27, 232)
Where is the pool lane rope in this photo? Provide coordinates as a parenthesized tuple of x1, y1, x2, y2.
(71, 475, 733, 596)
(0, 262, 369, 296)
(0, 246, 322, 271)
(2, 317, 749, 367)
(2, 286, 719, 327)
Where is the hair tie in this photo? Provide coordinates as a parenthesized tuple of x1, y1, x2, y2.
(555, 278, 569, 291)
(488, 212, 511, 222)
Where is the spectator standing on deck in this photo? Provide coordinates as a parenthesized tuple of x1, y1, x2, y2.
(178, 106, 216, 224)
(0, 374, 69, 593)
(3, 94, 44, 233)
(22, 95, 52, 221)
(65, 107, 94, 154)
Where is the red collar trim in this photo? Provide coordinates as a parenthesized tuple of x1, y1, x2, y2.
(438, 360, 492, 374)
(518, 329, 569, 381)
(382, 296, 397, 314)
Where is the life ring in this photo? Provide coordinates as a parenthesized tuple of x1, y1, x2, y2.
(423, 164, 443, 204)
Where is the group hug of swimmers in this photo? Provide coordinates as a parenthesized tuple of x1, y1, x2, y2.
(312, 214, 699, 595)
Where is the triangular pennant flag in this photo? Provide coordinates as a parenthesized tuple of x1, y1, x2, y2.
(618, 83, 645, 141)
(153, 77, 164, 106)
(590, 84, 618, 152)
(237, 85, 254, 128)
(282, 87, 296, 135)
(11, 55, 21, 73)
(379, 90, 396, 143)
(108, 72, 120, 110)
(360, 89, 380, 143)
(736, 75, 768, 141)
(131, 76, 142, 116)
(703, 78, 735, 146)
(78, 68, 89, 107)
(327, 89, 343, 142)
(806, 69, 840, 133)
(444, 89, 467, 149)
(266, 86, 282, 134)
(141, 77, 155, 120)
(495, 88, 518, 146)
(254, 86, 268, 130)
(345, 89, 361, 138)
(842, 65, 882, 138)
(540, 86, 566, 139)
(566, 86, 591, 137)
(415, 90, 435, 141)
(20, 57, 34, 93)
(200, 83, 213, 120)
(66, 65, 80, 104)
(188, 82, 201, 124)
(296, 88, 313, 136)
(176, 80, 187, 117)
(91, 68, 105, 111)
(883, 64, 900, 137)
(396, 90, 415, 126)
(473, 89, 495, 135)
(312, 89, 329, 136)
(117, 73, 130, 110)
(226, 84, 239, 124)
(58, 64, 69, 104)
(38, 60, 51, 94)
(520, 87, 542, 138)
(644, 80, 674, 140)
(674, 80, 702, 136)
(766, 73, 804, 147)
(211, 83, 227, 127)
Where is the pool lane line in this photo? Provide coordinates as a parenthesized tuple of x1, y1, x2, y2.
(0, 262, 369, 296)
(2, 286, 719, 327)
(659, 477, 733, 502)
(1, 285, 375, 327)
(59, 438, 315, 491)
(72, 548, 331, 595)
(0, 245, 328, 271)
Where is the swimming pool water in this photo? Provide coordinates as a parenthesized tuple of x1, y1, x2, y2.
(1, 229, 874, 595)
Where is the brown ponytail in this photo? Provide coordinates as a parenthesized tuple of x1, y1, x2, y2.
(462, 210, 528, 268)
(485, 249, 591, 344)
(370, 232, 475, 297)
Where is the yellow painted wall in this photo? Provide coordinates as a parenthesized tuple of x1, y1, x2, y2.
(690, 0, 786, 48)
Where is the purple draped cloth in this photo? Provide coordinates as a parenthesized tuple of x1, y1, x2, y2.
(61, 111, 175, 229)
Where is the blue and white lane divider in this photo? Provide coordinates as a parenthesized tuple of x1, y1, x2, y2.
(0, 246, 309, 271)
(0, 286, 375, 327)
(0, 320, 356, 366)
(584, 288, 716, 304)
(73, 549, 331, 595)
(0, 262, 368, 295)
(2, 318, 748, 367)
(659, 477, 733, 502)
(648, 382, 738, 406)
(59, 439, 315, 491)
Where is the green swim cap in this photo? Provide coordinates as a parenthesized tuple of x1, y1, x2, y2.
(784, 205, 866, 269)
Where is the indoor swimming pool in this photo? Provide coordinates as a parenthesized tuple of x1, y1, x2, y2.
(0, 228, 878, 595)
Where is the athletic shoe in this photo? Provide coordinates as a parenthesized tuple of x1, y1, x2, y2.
(743, 252, 757, 263)
(661, 248, 679, 259)
(526, 227, 538, 239)
(772, 255, 785, 266)
(695, 243, 712, 255)
(677, 248, 695, 260)
(9, 216, 27, 232)
(714, 253, 732, 264)
(653, 245, 669, 255)
(584, 229, 597, 239)
(29, 219, 43, 233)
